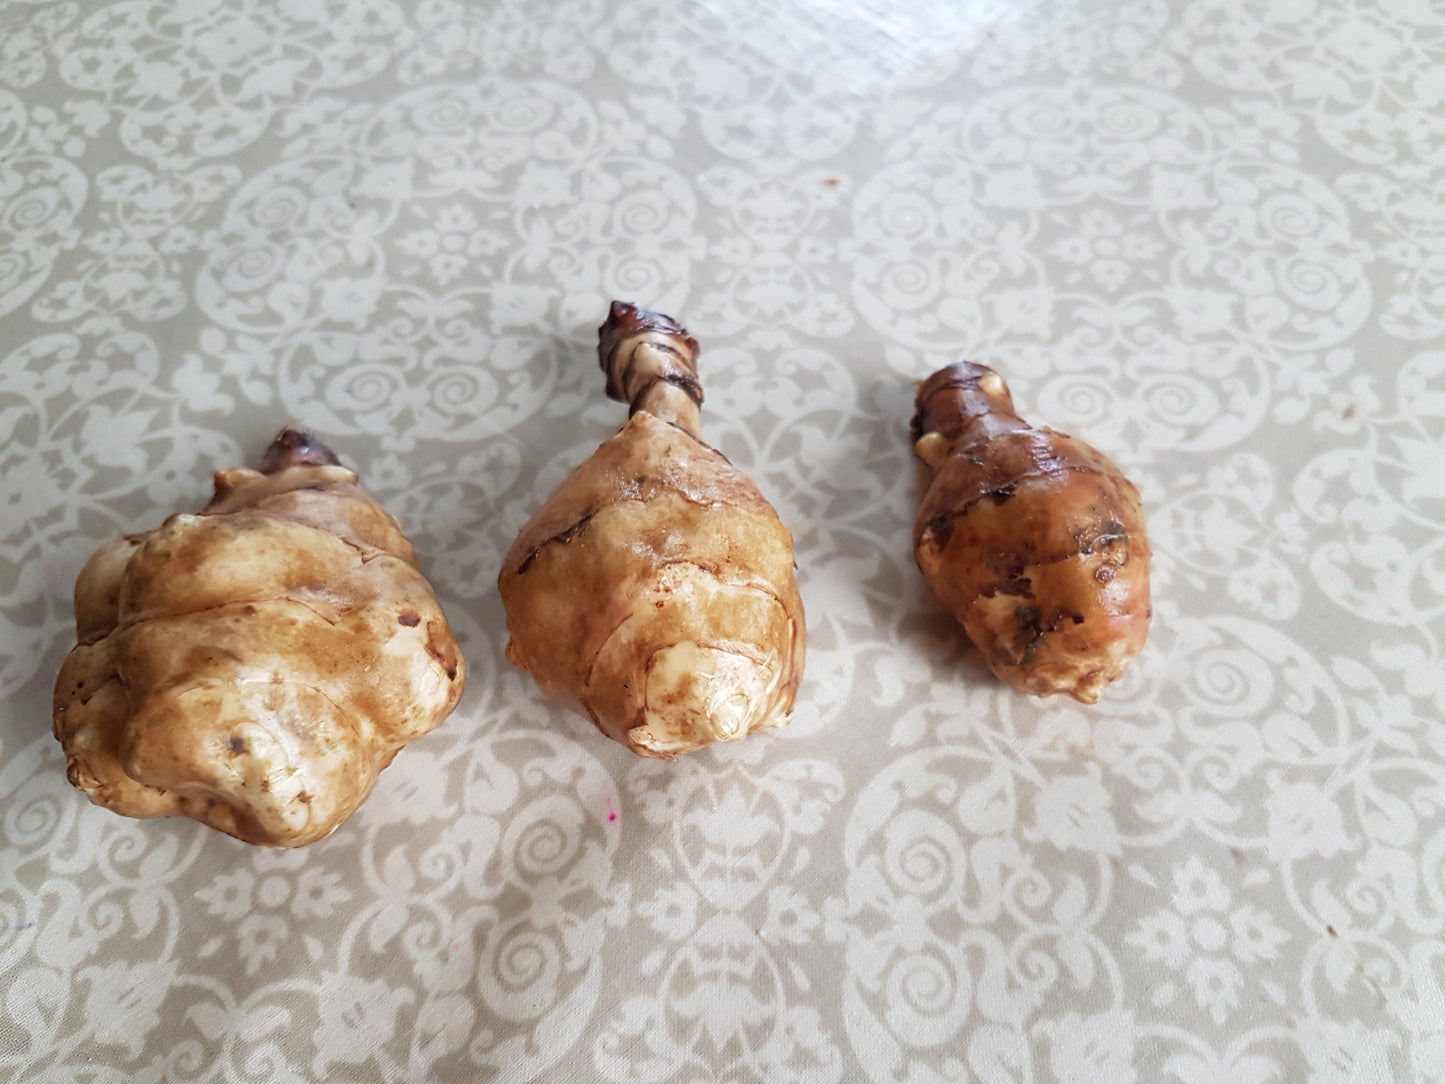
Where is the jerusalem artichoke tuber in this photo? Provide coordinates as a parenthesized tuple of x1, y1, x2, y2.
(498, 302, 805, 758)
(52, 429, 465, 847)
(911, 362, 1151, 703)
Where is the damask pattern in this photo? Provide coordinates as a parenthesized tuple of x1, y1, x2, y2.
(2, 0, 1440, 1079)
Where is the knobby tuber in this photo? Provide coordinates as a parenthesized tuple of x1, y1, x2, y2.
(52, 429, 465, 847)
(912, 362, 1151, 703)
(498, 302, 805, 758)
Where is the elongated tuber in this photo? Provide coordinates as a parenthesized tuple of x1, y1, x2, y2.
(498, 302, 805, 758)
(52, 429, 465, 846)
(912, 363, 1151, 703)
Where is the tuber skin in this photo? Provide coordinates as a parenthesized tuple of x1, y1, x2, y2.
(52, 429, 465, 847)
(497, 301, 805, 758)
(911, 362, 1151, 703)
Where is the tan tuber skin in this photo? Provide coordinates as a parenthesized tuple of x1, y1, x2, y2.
(52, 429, 465, 847)
(912, 363, 1151, 703)
(498, 301, 805, 758)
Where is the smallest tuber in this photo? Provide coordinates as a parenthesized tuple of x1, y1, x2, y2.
(912, 362, 1151, 703)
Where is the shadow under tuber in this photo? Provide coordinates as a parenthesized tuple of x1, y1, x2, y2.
(498, 301, 806, 758)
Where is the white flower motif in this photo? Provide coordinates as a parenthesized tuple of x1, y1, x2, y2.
(638, 883, 699, 940)
(760, 885, 819, 946)
(1171, 855, 1230, 916)
(1126, 911, 1189, 969)
(194, 868, 254, 922)
(1125, 856, 1288, 1025)
(397, 203, 504, 285)
(1230, 903, 1290, 964)
(1048, 209, 1162, 293)
(236, 914, 288, 976)
(292, 869, 351, 921)
(1185, 957, 1241, 1026)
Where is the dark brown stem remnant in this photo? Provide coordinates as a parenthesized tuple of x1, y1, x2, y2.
(598, 301, 704, 439)
(258, 428, 341, 475)
(910, 362, 1029, 452)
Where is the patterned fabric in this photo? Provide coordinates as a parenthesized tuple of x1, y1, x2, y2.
(2, 0, 1441, 1079)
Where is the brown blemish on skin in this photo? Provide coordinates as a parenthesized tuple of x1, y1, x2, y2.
(229, 736, 247, 755)
(423, 620, 460, 681)
(926, 514, 953, 547)
(988, 484, 1016, 504)
(516, 513, 597, 574)
(397, 612, 421, 627)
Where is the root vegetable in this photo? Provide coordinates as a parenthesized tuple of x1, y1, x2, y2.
(52, 429, 465, 847)
(911, 362, 1151, 703)
(498, 301, 805, 758)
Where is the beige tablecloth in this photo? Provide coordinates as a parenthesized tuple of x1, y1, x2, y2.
(3, 0, 1443, 1079)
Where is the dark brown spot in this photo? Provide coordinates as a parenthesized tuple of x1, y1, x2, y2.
(446, 666, 457, 681)
(259, 428, 340, 473)
(297, 792, 312, 805)
(1018, 629, 1048, 665)
(260, 777, 270, 792)
(1327, 925, 1338, 938)
(243, 604, 257, 615)
(926, 514, 953, 547)
(1014, 606, 1040, 627)
(517, 512, 598, 574)
(982, 574, 1033, 598)
(229, 737, 247, 755)
(661, 371, 703, 405)
(987, 483, 1016, 505)
(398, 612, 421, 627)
(1095, 564, 1117, 583)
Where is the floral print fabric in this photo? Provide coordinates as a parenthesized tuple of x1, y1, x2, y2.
(2, 0, 1441, 1079)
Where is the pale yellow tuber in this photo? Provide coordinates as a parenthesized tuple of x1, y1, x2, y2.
(52, 429, 465, 846)
(912, 362, 1151, 703)
(498, 302, 805, 758)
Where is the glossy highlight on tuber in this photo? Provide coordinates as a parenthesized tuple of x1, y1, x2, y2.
(498, 301, 806, 758)
(911, 362, 1151, 703)
(52, 428, 465, 847)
